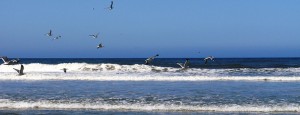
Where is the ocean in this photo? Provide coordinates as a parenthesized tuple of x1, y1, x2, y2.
(1, 58, 300, 114)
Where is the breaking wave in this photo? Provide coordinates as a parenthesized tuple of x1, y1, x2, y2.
(1, 63, 300, 81)
(0, 63, 171, 73)
(0, 99, 299, 112)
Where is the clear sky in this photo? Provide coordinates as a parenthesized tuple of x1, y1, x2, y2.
(1, 0, 300, 58)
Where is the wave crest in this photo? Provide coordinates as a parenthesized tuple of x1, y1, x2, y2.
(0, 63, 174, 73)
(1, 63, 300, 80)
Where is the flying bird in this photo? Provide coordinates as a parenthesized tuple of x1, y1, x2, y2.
(61, 68, 68, 73)
(45, 30, 52, 37)
(13, 64, 25, 76)
(97, 43, 104, 49)
(204, 56, 214, 64)
(177, 59, 190, 70)
(145, 54, 159, 65)
(108, 1, 114, 10)
(89, 33, 99, 39)
(1, 56, 20, 65)
(53, 35, 61, 40)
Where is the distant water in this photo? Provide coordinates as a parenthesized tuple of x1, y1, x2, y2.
(1, 58, 300, 114)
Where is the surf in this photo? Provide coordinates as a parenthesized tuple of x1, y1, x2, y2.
(1, 73, 300, 82)
(0, 99, 300, 112)
(1, 63, 300, 82)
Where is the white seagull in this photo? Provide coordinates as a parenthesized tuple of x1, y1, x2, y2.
(204, 56, 214, 64)
(13, 64, 25, 76)
(1, 56, 20, 65)
(145, 54, 159, 65)
(177, 59, 190, 70)
(89, 33, 99, 39)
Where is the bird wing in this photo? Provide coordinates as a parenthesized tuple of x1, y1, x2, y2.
(204, 57, 207, 60)
(145, 60, 149, 65)
(1, 58, 5, 63)
(177, 63, 184, 68)
(184, 61, 190, 68)
(208, 56, 214, 60)
(47, 30, 52, 36)
(149, 56, 155, 60)
(149, 54, 159, 60)
(2, 57, 9, 62)
(1, 57, 8, 63)
(145, 58, 152, 63)
(54, 36, 61, 39)
(13, 68, 20, 74)
(109, 1, 113, 9)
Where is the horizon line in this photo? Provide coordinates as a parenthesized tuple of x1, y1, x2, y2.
(8, 57, 300, 59)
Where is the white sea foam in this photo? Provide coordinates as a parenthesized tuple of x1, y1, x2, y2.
(0, 63, 174, 73)
(0, 99, 299, 112)
(1, 73, 300, 82)
(1, 63, 300, 82)
(1, 63, 300, 73)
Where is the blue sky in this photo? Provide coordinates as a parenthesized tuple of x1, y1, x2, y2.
(1, 0, 300, 58)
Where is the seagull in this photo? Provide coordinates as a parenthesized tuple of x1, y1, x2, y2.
(97, 43, 104, 49)
(53, 35, 61, 40)
(1, 56, 20, 65)
(177, 59, 190, 70)
(13, 64, 24, 76)
(89, 33, 99, 39)
(145, 54, 159, 65)
(61, 68, 68, 73)
(204, 56, 214, 64)
(46, 30, 52, 37)
(109, 1, 114, 10)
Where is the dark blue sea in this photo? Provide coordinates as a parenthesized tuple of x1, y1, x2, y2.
(17, 58, 300, 68)
(1, 58, 300, 114)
